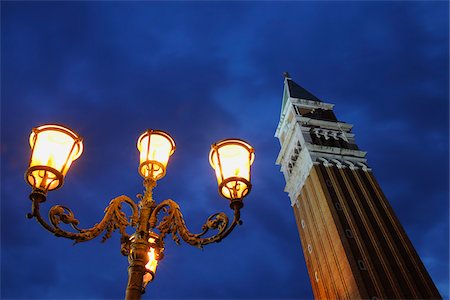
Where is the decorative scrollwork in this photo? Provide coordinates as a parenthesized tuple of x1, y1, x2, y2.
(149, 199, 240, 248)
(202, 212, 228, 232)
(27, 164, 247, 300)
(30, 194, 139, 244)
(49, 206, 81, 231)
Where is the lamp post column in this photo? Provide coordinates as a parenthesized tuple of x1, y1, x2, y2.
(125, 179, 156, 300)
(125, 235, 149, 300)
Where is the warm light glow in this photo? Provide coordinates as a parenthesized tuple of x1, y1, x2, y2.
(137, 130, 175, 180)
(209, 139, 255, 200)
(142, 233, 163, 285)
(143, 236, 158, 283)
(26, 124, 83, 192)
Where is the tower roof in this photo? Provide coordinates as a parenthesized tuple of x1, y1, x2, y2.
(280, 74, 324, 119)
(276, 73, 337, 138)
(286, 78, 322, 102)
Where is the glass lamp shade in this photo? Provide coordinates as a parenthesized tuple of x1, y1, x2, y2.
(137, 129, 176, 180)
(25, 124, 83, 193)
(209, 139, 255, 200)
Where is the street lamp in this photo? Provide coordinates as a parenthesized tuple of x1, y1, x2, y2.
(25, 124, 255, 300)
(25, 124, 83, 193)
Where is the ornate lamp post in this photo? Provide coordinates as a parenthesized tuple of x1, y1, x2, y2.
(25, 124, 255, 300)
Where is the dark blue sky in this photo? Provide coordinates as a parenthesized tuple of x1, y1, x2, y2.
(1, 2, 448, 299)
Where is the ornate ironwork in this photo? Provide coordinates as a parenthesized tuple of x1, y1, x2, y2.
(28, 193, 139, 244)
(149, 199, 241, 248)
(27, 177, 246, 300)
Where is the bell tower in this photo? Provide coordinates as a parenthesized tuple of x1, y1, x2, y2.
(275, 73, 441, 299)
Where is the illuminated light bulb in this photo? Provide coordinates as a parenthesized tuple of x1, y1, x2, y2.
(25, 124, 83, 193)
(209, 139, 255, 201)
(137, 130, 175, 181)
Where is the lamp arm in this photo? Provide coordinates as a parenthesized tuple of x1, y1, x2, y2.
(28, 194, 139, 244)
(149, 199, 241, 248)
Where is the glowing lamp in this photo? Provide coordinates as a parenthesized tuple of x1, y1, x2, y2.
(143, 232, 164, 286)
(137, 130, 175, 181)
(209, 139, 255, 201)
(25, 124, 83, 193)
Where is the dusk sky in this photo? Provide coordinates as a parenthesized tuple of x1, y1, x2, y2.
(1, 2, 448, 299)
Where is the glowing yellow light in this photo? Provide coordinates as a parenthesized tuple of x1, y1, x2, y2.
(143, 236, 158, 283)
(142, 234, 164, 285)
(137, 130, 175, 180)
(209, 139, 255, 200)
(26, 124, 83, 192)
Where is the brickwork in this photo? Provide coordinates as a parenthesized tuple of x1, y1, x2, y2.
(291, 165, 442, 299)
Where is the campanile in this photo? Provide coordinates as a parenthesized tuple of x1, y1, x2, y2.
(275, 73, 441, 299)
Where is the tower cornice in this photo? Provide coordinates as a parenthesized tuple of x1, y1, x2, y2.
(291, 98, 334, 110)
(296, 116, 353, 131)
